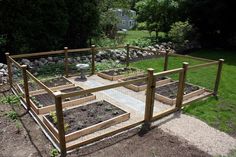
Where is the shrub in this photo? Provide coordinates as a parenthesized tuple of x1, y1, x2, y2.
(168, 21, 195, 44)
(137, 22, 147, 30)
(127, 38, 153, 48)
(157, 32, 168, 42)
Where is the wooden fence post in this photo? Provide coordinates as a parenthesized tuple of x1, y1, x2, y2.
(126, 44, 130, 67)
(21, 65, 30, 111)
(5, 52, 13, 87)
(54, 91, 66, 157)
(163, 51, 169, 71)
(213, 59, 224, 97)
(176, 62, 189, 109)
(143, 68, 156, 131)
(64, 47, 69, 78)
(91, 45, 96, 75)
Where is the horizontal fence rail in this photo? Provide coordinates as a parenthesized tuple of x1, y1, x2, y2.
(26, 70, 54, 95)
(188, 61, 219, 70)
(61, 77, 147, 99)
(170, 53, 216, 62)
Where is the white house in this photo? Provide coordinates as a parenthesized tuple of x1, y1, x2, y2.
(112, 9, 136, 30)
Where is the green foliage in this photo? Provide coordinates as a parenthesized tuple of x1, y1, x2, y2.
(131, 49, 236, 135)
(157, 32, 168, 42)
(30, 96, 43, 108)
(15, 120, 22, 133)
(137, 22, 147, 30)
(6, 111, 18, 121)
(128, 38, 153, 48)
(96, 60, 124, 72)
(136, 0, 180, 39)
(168, 21, 195, 43)
(0, 95, 20, 106)
(49, 111, 58, 124)
(50, 148, 59, 157)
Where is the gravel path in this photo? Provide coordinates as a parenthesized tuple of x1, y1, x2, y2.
(154, 113, 236, 156)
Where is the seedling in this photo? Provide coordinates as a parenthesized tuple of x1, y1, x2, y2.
(15, 120, 22, 133)
(31, 96, 43, 108)
(50, 148, 59, 157)
(6, 111, 18, 121)
(49, 111, 57, 124)
(1, 95, 20, 106)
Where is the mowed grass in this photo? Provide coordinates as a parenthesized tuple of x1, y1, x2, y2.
(122, 30, 155, 43)
(131, 50, 236, 135)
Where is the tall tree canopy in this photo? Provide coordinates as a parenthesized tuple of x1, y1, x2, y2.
(0, 0, 100, 60)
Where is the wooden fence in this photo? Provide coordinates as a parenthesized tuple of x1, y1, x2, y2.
(5, 46, 224, 156)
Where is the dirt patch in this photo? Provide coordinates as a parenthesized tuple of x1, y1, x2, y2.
(46, 100, 126, 134)
(19, 76, 72, 91)
(0, 85, 52, 157)
(102, 67, 137, 76)
(67, 127, 210, 157)
(155, 82, 200, 99)
(123, 74, 167, 86)
(31, 87, 92, 107)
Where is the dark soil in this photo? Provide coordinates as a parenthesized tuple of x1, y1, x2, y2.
(0, 84, 211, 157)
(123, 74, 168, 86)
(155, 82, 200, 99)
(30, 87, 92, 107)
(46, 100, 126, 134)
(102, 67, 138, 76)
(19, 76, 72, 91)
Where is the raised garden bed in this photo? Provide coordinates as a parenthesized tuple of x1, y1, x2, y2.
(118, 74, 172, 92)
(29, 86, 96, 115)
(155, 82, 205, 105)
(43, 100, 130, 142)
(17, 76, 74, 95)
(97, 67, 142, 81)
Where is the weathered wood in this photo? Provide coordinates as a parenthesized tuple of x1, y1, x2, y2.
(91, 45, 96, 75)
(126, 44, 130, 67)
(21, 65, 30, 110)
(9, 56, 22, 69)
(151, 107, 178, 122)
(26, 71, 54, 95)
(154, 68, 183, 77)
(170, 53, 216, 62)
(176, 62, 189, 109)
(213, 59, 224, 97)
(11, 50, 65, 59)
(43, 109, 130, 142)
(67, 48, 91, 53)
(5, 53, 13, 87)
(188, 61, 218, 70)
(164, 51, 169, 71)
(61, 77, 147, 99)
(54, 92, 66, 156)
(144, 68, 156, 129)
(64, 47, 69, 78)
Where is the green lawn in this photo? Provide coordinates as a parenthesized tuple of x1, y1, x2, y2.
(121, 30, 155, 43)
(131, 50, 236, 136)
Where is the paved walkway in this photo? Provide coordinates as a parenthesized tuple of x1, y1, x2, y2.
(70, 75, 236, 156)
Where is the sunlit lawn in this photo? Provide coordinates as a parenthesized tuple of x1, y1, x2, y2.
(131, 50, 236, 136)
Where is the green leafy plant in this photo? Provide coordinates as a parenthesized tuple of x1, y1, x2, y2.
(30, 96, 43, 108)
(96, 60, 124, 72)
(15, 120, 22, 133)
(50, 148, 59, 157)
(168, 21, 195, 44)
(64, 123, 69, 132)
(1, 95, 20, 106)
(6, 111, 18, 121)
(49, 111, 58, 124)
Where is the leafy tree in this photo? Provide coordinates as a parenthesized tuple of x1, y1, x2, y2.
(65, 0, 99, 48)
(136, 0, 180, 40)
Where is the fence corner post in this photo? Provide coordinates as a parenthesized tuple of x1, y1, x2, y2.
(141, 68, 156, 133)
(54, 91, 66, 156)
(126, 44, 130, 67)
(5, 52, 13, 87)
(91, 45, 96, 75)
(164, 51, 169, 71)
(21, 65, 30, 111)
(213, 59, 224, 97)
(176, 62, 189, 110)
(64, 47, 69, 78)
